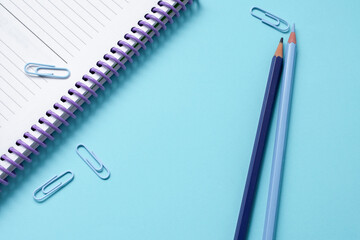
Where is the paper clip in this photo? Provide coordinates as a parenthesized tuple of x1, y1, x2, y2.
(76, 144, 110, 180)
(24, 62, 70, 79)
(33, 171, 74, 202)
(250, 7, 290, 33)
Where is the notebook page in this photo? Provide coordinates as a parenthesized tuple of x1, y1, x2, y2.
(0, 0, 159, 163)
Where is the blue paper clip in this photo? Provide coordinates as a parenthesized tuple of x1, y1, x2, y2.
(33, 171, 74, 202)
(24, 62, 70, 79)
(250, 7, 290, 33)
(76, 144, 110, 180)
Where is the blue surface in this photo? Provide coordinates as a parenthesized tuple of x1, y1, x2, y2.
(1, 0, 360, 239)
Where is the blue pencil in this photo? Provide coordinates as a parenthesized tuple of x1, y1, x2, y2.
(234, 38, 284, 240)
(263, 24, 297, 240)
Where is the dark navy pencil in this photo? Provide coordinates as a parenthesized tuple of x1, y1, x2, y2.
(234, 38, 284, 240)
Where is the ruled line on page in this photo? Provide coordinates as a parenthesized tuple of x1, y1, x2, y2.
(0, 3, 67, 64)
(0, 76, 28, 102)
(0, 39, 26, 64)
(0, 39, 47, 86)
(0, 112, 8, 121)
(98, 0, 117, 15)
(0, 87, 22, 108)
(22, 0, 81, 52)
(61, 0, 99, 33)
(0, 39, 48, 85)
(0, 62, 35, 95)
(0, 38, 47, 84)
(72, 0, 105, 27)
(35, 0, 87, 45)
(0, 50, 42, 89)
(111, 0, 123, 10)
(49, 0, 93, 39)
(0, 100, 15, 115)
(86, 0, 111, 21)
(9, 0, 74, 58)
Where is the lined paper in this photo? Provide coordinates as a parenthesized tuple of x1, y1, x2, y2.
(0, 0, 159, 157)
(0, 0, 121, 130)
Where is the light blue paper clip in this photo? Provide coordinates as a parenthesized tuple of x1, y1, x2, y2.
(76, 144, 110, 180)
(33, 171, 74, 202)
(250, 7, 290, 33)
(24, 62, 70, 79)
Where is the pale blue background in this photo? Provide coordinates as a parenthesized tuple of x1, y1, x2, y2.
(1, 0, 360, 239)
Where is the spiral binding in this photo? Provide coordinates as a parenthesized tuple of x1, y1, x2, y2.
(0, 0, 193, 187)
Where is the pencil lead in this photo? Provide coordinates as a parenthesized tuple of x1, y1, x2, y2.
(291, 23, 295, 32)
(280, 37, 283, 43)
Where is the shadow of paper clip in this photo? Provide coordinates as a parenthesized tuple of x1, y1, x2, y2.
(250, 7, 290, 33)
(33, 171, 74, 203)
(76, 144, 110, 180)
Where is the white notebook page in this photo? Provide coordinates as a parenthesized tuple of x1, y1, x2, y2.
(0, 0, 164, 173)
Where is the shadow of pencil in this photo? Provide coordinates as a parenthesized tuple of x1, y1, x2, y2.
(0, 2, 201, 209)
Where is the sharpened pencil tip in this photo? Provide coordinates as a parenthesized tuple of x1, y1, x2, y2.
(288, 24, 297, 44)
(274, 38, 283, 58)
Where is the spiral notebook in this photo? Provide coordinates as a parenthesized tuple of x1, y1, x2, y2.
(0, 0, 192, 186)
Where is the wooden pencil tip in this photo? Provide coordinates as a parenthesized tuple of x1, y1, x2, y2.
(274, 39, 283, 58)
(288, 24, 296, 44)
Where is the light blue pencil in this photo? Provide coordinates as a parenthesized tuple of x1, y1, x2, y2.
(263, 24, 297, 240)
